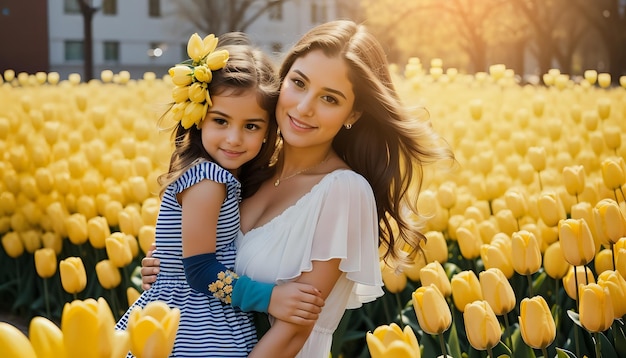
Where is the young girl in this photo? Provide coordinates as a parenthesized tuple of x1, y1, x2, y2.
(116, 32, 323, 357)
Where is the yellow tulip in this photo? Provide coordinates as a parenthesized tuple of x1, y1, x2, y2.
(138, 225, 156, 255)
(420, 261, 451, 297)
(401, 250, 427, 282)
(20, 229, 42, 254)
(181, 101, 207, 129)
(480, 234, 514, 279)
(562, 165, 585, 197)
(479, 268, 515, 316)
(34, 247, 57, 279)
(1, 231, 24, 258)
(204, 49, 229, 71)
(172, 85, 189, 103)
(366, 323, 421, 358)
(105, 232, 133, 268)
(601, 157, 625, 190)
(495, 209, 518, 236)
(168, 65, 193, 86)
(381, 261, 407, 293)
(537, 191, 566, 227)
(519, 296, 556, 349)
(511, 230, 542, 275)
(29, 316, 66, 358)
(65, 213, 89, 245)
(127, 301, 180, 358)
(597, 270, 626, 318)
(87, 216, 110, 249)
(527, 146, 546, 172)
(579, 283, 614, 332)
(188, 82, 207, 103)
(0, 322, 37, 358)
(451, 270, 483, 312)
(186, 33, 208, 62)
(41, 231, 63, 255)
(558, 218, 596, 266)
(504, 189, 527, 219)
(595, 249, 615, 275)
(456, 223, 481, 260)
(128, 176, 150, 203)
(436, 182, 456, 210)
(412, 284, 452, 335)
(593, 198, 626, 246)
(62, 297, 129, 358)
(118, 205, 143, 237)
(193, 65, 212, 83)
(618, 248, 626, 279)
(423, 231, 448, 263)
(463, 300, 501, 351)
(571, 202, 601, 252)
(59, 257, 87, 295)
(95, 259, 122, 289)
(543, 242, 571, 280)
(563, 266, 595, 300)
(127, 287, 141, 306)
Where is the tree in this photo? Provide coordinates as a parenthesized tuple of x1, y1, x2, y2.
(571, 0, 626, 81)
(172, 0, 291, 35)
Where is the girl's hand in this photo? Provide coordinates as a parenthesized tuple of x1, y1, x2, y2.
(268, 282, 325, 325)
(141, 243, 160, 290)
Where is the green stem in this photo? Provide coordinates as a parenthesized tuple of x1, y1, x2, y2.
(395, 293, 404, 328)
(611, 243, 616, 271)
(438, 333, 448, 357)
(43, 278, 51, 319)
(594, 332, 602, 358)
(537, 171, 543, 191)
(527, 273, 534, 297)
(503, 313, 513, 355)
(542, 347, 548, 358)
(487, 346, 494, 358)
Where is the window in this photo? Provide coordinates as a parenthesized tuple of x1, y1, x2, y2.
(268, 0, 282, 21)
(65, 40, 84, 61)
(102, 0, 117, 15)
(149, 0, 161, 17)
(104, 41, 119, 62)
(64, 0, 80, 14)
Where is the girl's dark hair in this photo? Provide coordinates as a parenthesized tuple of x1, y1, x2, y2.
(279, 20, 455, 263)
(159, 32, 279, 198)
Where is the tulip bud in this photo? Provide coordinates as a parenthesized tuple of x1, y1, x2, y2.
(597, 270, 626, 318)
(29, 316, 66, 358)
(579, 283, 614, 332)
(420, 261, 451, 297)
(41, 231, 63, 255)
(479, 268, 516, 316)
(504, 189, 527, 219)
(172, 85, 189, 103)
(412, 284, 452, 335)
(193, 65, 212, 83)
(595, 249, 615, 275)
(118, 205, 143, 237)
(0, 321, 38, 358)
(519, 296, 556, 349)
(138, 225, 156, 255)
(451, 270, 483, 312)
(187, 33, 207, 62)
(168, 65, 193, 86)
(593, 198, 626, 246)
(603, 126, 621, 152)
(456, 222, 481, 260)
(423, 231, 448, 264)
(59, 257, 87, 294)
(87, 216, 111, 249)
(563, 266, 595, 300)
(480, 233, 514, 278)
(127, 287, 141, 306)
(106, 232, 133, 268)
(96, 259, 122, 290)
(537, 191, 566, 227)
(558, 218, 596, 266)
(381, 261, 407, 293)
(1, 231, 24, 258)
(511, 230, 542, 275)
(436, 182, 456, 210)
(563, 165, 585, 197)
(128, 301, 180, 358)
(527, 146, 546, 172)
(463, 300, 501, 351)
(181, 101, 208, 129)
(617, 248, 626, 281)
(495, 209, 518, 236)
(188, 82, 207, 103)
(543, 242, 571, 280)
(366, 323, 421, 358)
(601, 157, 626, 191)
(35, 248, 57, 279)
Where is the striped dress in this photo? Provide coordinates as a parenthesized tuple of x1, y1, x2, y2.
(116, 161, 257, 357)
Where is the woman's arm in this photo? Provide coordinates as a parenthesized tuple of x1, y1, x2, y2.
(249, 259, 343, 358)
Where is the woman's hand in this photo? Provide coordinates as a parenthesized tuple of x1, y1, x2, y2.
(269, 282, 324, 325)
(141, 243, 160, 290)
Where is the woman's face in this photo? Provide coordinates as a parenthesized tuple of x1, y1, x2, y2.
(276, 49, 360, 150)
(200, 89, 270, 172)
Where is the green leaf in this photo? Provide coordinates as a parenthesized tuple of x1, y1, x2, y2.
(612, 320, 626, 355)
(555, 347, 577, 357)
(566, 309, 583, 329)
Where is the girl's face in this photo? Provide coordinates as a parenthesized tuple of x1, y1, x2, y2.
(200, 89, 270, 172)
(276, 49, 360, 151)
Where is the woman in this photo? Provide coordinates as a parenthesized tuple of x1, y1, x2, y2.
(143, 20, 454, 357)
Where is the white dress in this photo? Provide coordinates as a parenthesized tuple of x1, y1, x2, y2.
(235, 169, 384, 358)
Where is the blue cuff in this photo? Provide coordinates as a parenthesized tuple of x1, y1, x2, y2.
(231, 275, 275, 313)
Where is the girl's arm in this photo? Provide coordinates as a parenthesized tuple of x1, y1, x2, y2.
(249, 259, 343, 358)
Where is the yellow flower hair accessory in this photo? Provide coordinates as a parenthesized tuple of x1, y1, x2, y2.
(167, 33, 229, 129)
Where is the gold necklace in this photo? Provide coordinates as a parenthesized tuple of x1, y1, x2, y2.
(274, 153, 331, 187)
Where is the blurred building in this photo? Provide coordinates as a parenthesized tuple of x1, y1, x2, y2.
(0, 0, 349, 80)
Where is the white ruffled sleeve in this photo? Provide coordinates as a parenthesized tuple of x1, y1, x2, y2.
(309, 171, 384, 308)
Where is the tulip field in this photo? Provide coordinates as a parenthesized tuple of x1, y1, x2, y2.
(0, 62, 625, 358)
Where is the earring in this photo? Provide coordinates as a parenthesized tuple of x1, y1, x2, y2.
(263, 137, 267, 143)
(344, 123, 352, 130)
